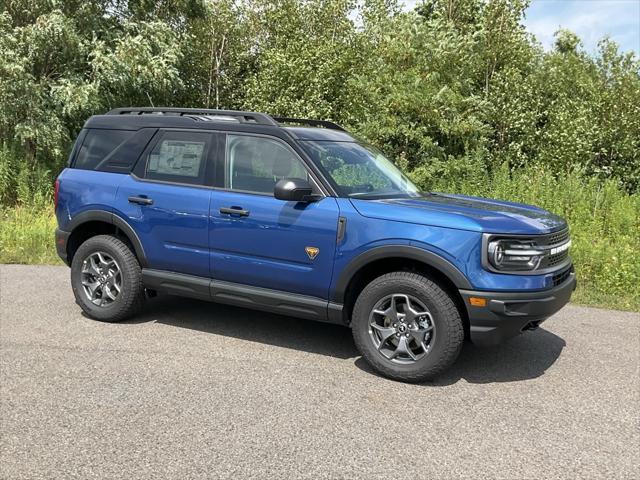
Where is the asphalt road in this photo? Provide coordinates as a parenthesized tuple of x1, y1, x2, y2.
(1, 264, 638, 479)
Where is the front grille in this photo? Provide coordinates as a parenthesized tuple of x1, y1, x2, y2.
(547, 249, 569, 267)
(552, 266, 573, 286)
(538, 227, 571, 270)
(538, 227, 569, 247)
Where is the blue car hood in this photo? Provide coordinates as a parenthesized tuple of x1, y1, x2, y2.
(350, 193, 567, 234)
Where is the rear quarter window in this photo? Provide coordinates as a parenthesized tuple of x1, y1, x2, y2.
(73, 129, 134, 170)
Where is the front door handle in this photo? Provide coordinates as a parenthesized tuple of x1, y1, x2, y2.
(219, 206, 250, 217)
(128, 196, 153, 205)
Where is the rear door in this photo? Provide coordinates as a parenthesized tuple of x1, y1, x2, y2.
(209, 133, 340, 299)
(114, 129, 219, 277)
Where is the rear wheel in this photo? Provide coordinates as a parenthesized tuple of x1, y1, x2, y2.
(352, 271, 464, 383)
(70, 235, 144, 322)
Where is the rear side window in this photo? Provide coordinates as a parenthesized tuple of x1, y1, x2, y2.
(143, 131, 212, 185)
(74, 130, 134, 170)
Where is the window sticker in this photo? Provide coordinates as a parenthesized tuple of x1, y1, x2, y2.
(148, 140, 205, 178)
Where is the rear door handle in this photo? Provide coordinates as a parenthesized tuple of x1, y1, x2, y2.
(219, 206, 250, 217)
(128, 196, 153, 205)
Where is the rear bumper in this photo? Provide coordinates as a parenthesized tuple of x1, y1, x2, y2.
(55, 228, 70, 265)
(460, 271, 576, 347)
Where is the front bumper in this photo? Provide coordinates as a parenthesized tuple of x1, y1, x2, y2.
(460, 271, 576, 347)
(55, 228, 70, 265)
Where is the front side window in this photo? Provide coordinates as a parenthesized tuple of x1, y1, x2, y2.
(144, 131, 211, 185)
(226, 135, 309, 195)
(300, 141, 421, 198)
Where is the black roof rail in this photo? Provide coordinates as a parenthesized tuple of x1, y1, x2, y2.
(106, 107, 279, 126)
(273, 116, 346, 131)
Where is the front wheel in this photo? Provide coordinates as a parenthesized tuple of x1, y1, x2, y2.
(351, 272, 464, 383)
(70, 235, 144, 322)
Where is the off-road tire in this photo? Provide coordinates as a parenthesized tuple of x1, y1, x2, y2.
(352, 271, 464, 383)
(71, 235, 144, 322)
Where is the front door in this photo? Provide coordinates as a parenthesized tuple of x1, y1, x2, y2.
(209, 133, 340, 299)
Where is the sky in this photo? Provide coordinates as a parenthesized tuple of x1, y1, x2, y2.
(401, 0, 640, 55)
(524, 0, 640, 54)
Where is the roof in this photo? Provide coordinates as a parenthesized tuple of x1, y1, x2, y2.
(82, 108, 356, 141)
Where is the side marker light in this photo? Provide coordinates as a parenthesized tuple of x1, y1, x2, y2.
(469, 297, 487, 307)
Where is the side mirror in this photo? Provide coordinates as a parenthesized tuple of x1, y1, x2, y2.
(274, 178, 319, 202)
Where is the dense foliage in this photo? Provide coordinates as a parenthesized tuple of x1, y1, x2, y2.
(1, 0, 638, 190)
(0, 0, 639, 309)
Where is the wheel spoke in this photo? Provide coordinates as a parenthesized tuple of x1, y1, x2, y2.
(405, 304, 431, 323)
(96, 252, 110, 269)
(381, 294, 408, 323)
(81, 277, 98, 287)
(383, 304, 398, 322)
(82, 280, 100, 297)
(391, 336, 417, 361)
(391, 294, 409, 314)
(89, 284, 104, 305)
(104, 284, 117, 301)
(409, 326, 432, 345)
(371, 323, 396, 349)
(84, 256, 101, 276)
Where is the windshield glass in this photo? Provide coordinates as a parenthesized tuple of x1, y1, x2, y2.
(300, 141, 421, 198)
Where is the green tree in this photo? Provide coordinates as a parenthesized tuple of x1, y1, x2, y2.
(242, 0, 362, 120)
(0, 4, 185, 165)
(179, 0, 255, 109)
(0, 0, 638, 191)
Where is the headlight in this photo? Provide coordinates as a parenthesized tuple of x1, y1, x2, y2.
(487, 239, 544, 271)
(483, 229, 572, 274)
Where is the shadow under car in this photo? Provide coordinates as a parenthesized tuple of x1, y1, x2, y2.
(119, 294, 566, 385)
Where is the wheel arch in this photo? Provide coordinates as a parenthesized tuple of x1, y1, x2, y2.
(332, 246, 471, 333)
(66, 210, 147, 267)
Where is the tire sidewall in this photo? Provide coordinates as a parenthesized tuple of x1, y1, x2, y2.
(71, 236, 136, 321)
(352, 274, 462, 378)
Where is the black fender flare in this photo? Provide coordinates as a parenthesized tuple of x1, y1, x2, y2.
(66, 209, 148, 267)
(331, 245, 472, 304)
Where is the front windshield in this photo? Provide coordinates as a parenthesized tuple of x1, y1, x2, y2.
(300, 141, 421, 198)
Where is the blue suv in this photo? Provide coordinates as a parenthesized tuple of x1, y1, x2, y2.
(55, 107, 576, 382)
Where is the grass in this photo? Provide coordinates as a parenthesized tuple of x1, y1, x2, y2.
(1, 166, 638, 312)
(570, 289, 636, 313)
(0, 206, 62, 265)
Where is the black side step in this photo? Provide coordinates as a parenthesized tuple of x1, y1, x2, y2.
(141, 269, 343, 324)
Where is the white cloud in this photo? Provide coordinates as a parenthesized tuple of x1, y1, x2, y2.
(524, 0, 640, 53)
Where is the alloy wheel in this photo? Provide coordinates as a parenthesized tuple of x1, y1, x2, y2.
(80, 251, 122, 307)
(368, 294, 436, 364)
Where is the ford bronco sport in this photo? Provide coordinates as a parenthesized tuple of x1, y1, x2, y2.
(55, 107, 576, 382)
